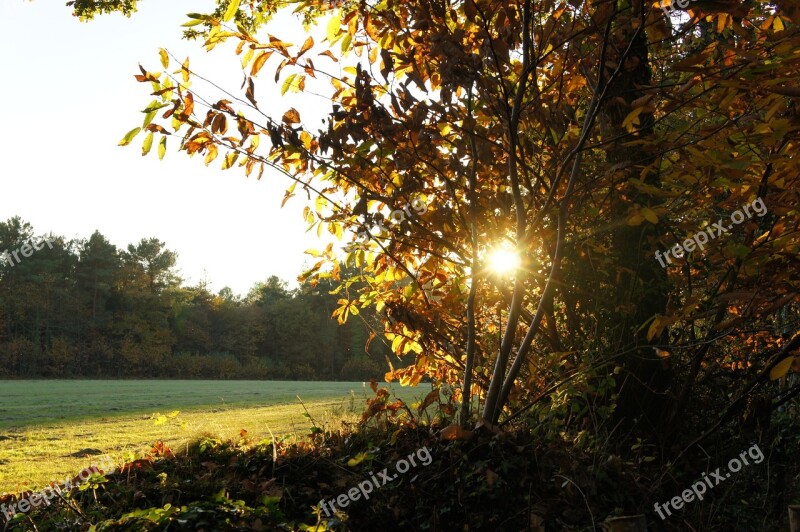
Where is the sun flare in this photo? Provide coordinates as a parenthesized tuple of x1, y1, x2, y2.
(487, 246, 521, 275)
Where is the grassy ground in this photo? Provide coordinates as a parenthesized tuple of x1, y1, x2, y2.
(0, 380, 425, 495)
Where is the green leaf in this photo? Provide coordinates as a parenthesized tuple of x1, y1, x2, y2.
(223, 0, 240, 22)
(143, 110, 157, 128)
(181, 18, 205, 27)
(119, 127, 142, 146)
(142, 132, 154, 156)
(158, 137, 167, 160)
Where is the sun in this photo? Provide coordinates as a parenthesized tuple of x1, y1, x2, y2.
(487, 246, 521, 275)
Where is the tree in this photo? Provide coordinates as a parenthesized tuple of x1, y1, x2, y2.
(108, 0, 800, 443)
(245, 275, 291, 306)
(75, 231, 120, 327)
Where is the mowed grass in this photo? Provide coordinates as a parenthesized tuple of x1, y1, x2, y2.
(0, 380, 426, 494)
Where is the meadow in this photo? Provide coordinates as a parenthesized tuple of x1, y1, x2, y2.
(0, 380, 425, 494)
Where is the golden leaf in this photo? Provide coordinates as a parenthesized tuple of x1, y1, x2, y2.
(770, 356, 794, 380)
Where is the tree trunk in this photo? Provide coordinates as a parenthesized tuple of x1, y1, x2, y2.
(599, 4, 672, 434)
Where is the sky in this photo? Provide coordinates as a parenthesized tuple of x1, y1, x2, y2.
(0, 0, 334, 296)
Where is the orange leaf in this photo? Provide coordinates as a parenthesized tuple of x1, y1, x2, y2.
(439, 423, 474, 440)
(298, 36, 314, 58)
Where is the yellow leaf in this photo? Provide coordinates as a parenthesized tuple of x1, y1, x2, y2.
(223, 0, 240, 22)
(770, 356, 794, 380)
(281, 73, 297, 96)
(240, 46, 254, 69)
(158, 136, 167, 160)
(119, 127, 141, 146)
(622, 107, 643, 132)
(646, 316, 662, 342)
(326, 13, 342, 42)
(773, 15, 785, 31)
(641, 207, 659, 224)
(627, 212, 645, 226)
(347, 452, 370, 467)
(300, 131, 312, 150)
(222, 151, 238, 170)
(181, 57, 190, 83)
(391, 335, 404, 354)
(141, 132, 154, 156)
(159, 48, 169, 69)
(204, 144, 218, 166)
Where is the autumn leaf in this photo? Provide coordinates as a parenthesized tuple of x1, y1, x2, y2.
(141, 132, 154, 156)
(119, 127, 141, 146)
(281, 73, 298, 96)
(223, 0, 240, 22)
(282, 108, 301, 124)
(770, 356, 795, 380)
(251, 50, 272, 77)
(298, 36, 313, 58)
(347, 452, 370, 466)
(439, 424, 474, 441)
(158, 48, 169, 69)
(641, 207, 659, 224)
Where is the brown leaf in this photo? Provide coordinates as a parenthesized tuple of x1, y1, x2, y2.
(318, 50, 339, 62)
(245, 77, 257, 107)
(282, 108, 301, 124)
(767, 86, 800, 98)
(417, 388, 439, 414)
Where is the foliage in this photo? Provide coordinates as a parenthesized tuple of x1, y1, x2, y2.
(105, 0, 800, 443)
(3, 403, 799, 530)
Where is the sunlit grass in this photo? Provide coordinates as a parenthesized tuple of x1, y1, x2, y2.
(0, 380, 425, 494)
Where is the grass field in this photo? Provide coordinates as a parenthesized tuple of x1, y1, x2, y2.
(0, 380, 426, 494)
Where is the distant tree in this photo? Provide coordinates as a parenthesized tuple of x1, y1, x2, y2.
(75, 231, 120, 326)
(245, 275, 291, 306)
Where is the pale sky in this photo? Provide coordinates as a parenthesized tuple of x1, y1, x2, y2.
(0, 0, 335, 296)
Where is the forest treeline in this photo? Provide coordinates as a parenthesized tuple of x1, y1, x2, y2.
(0, 216, 392, 380)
